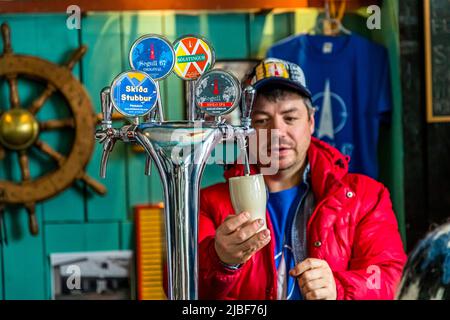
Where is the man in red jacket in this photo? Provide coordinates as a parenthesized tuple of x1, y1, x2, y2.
(199, 58, 406, 300)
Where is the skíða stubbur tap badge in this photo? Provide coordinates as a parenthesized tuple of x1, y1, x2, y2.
(129, 34, 175, 81)
(173, 35, 215, 80)
(194, 69, 241, 117)
(110, 70, 158, 118)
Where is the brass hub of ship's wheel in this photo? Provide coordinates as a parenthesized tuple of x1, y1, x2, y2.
(0, 22, 107, 236)
(0, 109, 40, 150)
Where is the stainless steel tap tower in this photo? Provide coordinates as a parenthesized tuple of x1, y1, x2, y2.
(95, 35, 256, 300)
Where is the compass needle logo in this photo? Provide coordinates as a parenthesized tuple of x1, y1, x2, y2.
(314, 79, 348, 141)
(313, 79, 355, 158)
(317, 80, 335, 140)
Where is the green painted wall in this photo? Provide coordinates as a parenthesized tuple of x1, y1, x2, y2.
(0, 4, 405, 299)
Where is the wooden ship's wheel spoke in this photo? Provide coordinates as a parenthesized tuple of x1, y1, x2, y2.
(28, 84, 56, 115)
(24, 202, 38, 235)
(7, 74, 20, 109)
(1, 22, 12, 55)
(96, 112, 125, 123)
(34, 140, 106, 195)
(28, 43, 87, 115)
(0, 101, 3, 160)
(39, 118, 75, 131)
(34, 139, 65, 166)
(64, 45, 87, 71)
(18, 150, 31, 181)
(18, 150, 38, 235)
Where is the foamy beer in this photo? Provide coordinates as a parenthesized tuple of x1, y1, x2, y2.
(229, 174, 267, 231)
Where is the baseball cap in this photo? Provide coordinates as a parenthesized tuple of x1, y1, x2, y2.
(246, 58, 311, 99)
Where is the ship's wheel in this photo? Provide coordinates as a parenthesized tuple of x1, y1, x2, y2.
(0, 22, 106, 236)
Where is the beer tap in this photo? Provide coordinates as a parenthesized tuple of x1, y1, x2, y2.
(239, 85, 256, 175)
(100, 87, 113, 131)
(241, 85, 256, 129)
(143, 82, 164, 176)
(96, 87, 119, 179)
(95, 34, 261, 300)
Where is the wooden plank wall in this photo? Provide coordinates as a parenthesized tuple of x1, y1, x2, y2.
(0, 6, 404, 299)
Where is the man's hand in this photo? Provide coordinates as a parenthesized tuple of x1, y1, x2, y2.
(289, 258, 337, 300)
(215, 211, 271, 266)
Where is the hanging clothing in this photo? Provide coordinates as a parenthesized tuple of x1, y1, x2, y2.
(267, 33, 392, 179)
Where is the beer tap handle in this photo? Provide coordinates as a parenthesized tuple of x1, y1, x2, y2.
(100, 134, 116, 179)
(98, 87, 116, 179)
(238, 86, 256, 175)
(241, 85, 256, 128)
(145, 155, 152, 176)
(101, 87, 113, 130)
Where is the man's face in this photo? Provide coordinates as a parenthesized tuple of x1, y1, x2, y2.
(250, 92, 315, 173)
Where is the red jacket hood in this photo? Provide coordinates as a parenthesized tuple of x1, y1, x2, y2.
(223, 137, 350, 200)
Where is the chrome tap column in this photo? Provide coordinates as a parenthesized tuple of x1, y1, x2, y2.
(96, 35, 255, 299)
(136, 121, 251, 299)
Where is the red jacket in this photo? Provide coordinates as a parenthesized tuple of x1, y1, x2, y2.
(199, 137, 407, 300)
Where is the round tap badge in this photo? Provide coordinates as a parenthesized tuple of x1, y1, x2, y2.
(129, 34, 175, 81)
(173, 35, 215, 80)
(110, 71, 158, 117)
(194, 69, 241, 116)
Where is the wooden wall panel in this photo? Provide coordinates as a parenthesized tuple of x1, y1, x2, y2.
(0, 14, 81, 299)
(371, 0, 406, 243)
(2, 206, 46, 299)
(206, 14, 249, 59)
(44, 222, 120, 253)
(249, 11, 294, 58)
(120, 221, 135, 250)
(43, 222, 121, 298)
(120, 12, 164, 211)
(82, 13, 128, 222)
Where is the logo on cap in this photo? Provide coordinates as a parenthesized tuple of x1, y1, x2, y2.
(248, 58, 310, 98)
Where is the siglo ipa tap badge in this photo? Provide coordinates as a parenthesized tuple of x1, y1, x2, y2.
(194, 69, 241, 116)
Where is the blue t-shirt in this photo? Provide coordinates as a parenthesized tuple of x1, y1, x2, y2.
(267, 183, 307, 300)
(267, 34, 392, 178)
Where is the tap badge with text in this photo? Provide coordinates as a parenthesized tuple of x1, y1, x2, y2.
(173, 35, 215, 80)
(110, 71, 158, 117)
(195, 69, 241, 116)
(129, 34, 175, 80)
